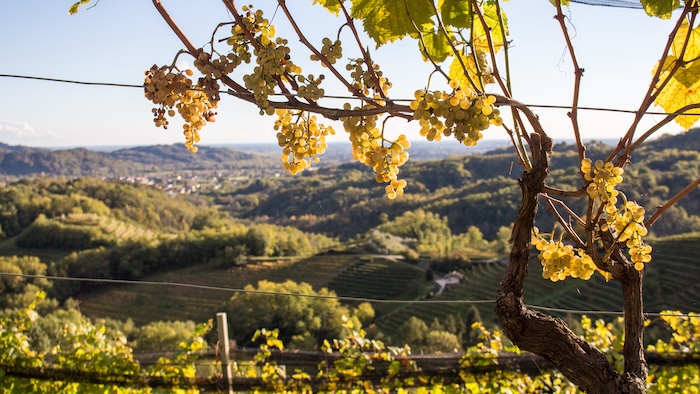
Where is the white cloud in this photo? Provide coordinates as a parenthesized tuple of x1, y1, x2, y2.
(0, 120, 57, 144)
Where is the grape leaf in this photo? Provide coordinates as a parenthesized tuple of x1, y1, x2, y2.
(68, 0, 92, 15)
(439, 0, 472, 29)
(418, 30, 453, 63)
(312, 0, 341, 15)
(672, 18, 700, 61)
(473, 3, 508, 53)
(653, 55, 700, 130)
(674, 61, 700, 87)
(448, 49, 494, 95)
(350, 0, 434, 47)
(641, 0, 681, 19)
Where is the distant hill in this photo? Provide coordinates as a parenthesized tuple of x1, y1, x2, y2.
(639, 128, 700, 152)
(0, 143, 268, 177)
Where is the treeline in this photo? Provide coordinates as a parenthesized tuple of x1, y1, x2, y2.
(50, 224, 333, 299)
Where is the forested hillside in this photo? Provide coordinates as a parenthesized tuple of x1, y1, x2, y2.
(204, 130, 700, 239)
(0, 143, 269, 177)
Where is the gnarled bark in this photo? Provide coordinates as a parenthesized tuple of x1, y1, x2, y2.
(496, 132, 646, 393)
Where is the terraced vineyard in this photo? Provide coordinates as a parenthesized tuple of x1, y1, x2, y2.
(374, 233, 700, 339)
(326, 258, 423, 299)
(56, 213, 157, 242)
(77, 254, 427, 325)
(77, 233, 700, 333)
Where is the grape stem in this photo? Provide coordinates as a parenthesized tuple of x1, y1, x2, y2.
(470, 0, 531, 170)
(553, 0, 586, 169)
(609, 2, 697, 164)
(277, 0, 382, 106)
(543, 197, 585, 247)
(338, 1, 391, 101)
(401, 0, 452, 83)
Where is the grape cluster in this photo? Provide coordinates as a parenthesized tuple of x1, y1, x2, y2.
(310, 37, 342, 66)
(227, 6, 302, 114)
(275, 109, 335, 175)
(532, 229, 596, 282)
(295, 74, 325, 100)
(144, 65, 217, 152)
(410, 81, 502, 146)
(341, 107, 410, 199)
(346, 59, 392, 96)
(193, 51, 239, 103)
(581, 159, 624, 204)
(601, 201, 652, 271)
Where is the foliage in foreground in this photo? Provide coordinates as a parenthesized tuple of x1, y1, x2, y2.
(2, 293, 699, 393)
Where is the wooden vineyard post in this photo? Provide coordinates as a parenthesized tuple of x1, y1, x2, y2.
(217, 312, 233, 394)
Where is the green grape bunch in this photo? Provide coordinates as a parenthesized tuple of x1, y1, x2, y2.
(310, 37, 343, 66)
(532, 228, 597, 282)
(346, 58, 392, 97)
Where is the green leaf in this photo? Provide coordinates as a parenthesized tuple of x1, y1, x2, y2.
(641, 0, 681, 19)
(312, 0, 342, 15)
(675, 60, 700, 87)
(350, 0, 434, 47)
(418, 30, 453, 63)
(439, 0, 472, 29)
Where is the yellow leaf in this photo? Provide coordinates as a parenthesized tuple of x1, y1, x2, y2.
(673, 19, 700, 61)
(448, 49, 493, 94)
(473, 3, 508, 53)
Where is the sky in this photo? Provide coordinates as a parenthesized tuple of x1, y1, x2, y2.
(0, 0, 686, 148)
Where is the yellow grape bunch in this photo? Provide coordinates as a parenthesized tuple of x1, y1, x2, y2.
(581, 159, 652, 271)
(143, 65, 217, 153)
(532, 228, 597, 282)
(581, 159, 624, 204)
(602, 201, 652, 271)
(341, 107, 411, 199)
(275, 109, 335, 175)
(410, 80, 503, 146)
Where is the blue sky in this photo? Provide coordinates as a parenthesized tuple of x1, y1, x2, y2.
(0, 0, 684, 148)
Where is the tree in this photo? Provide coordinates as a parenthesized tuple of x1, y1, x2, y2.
(224, 280, 371, 348)
(73, 0, 700, 392)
